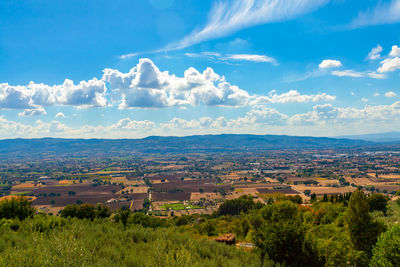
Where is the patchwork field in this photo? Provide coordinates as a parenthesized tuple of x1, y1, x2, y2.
(291, 185, 356, 196)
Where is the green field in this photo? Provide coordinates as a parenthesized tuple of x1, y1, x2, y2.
(160, 203, 202, 210)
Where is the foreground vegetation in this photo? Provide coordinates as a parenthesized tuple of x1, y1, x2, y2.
(0, 217, 261, 267)
(1, 190, 400, 266)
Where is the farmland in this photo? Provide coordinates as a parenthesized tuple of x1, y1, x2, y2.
(0, 144, 399, 216)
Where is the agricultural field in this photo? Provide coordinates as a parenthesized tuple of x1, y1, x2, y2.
(158, 202, 202, 210)
(0, 147, 400, 216)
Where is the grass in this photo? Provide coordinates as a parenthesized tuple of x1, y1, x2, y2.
(0, 216, 261, 267)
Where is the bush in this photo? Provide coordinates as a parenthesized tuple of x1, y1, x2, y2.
(61, 203, 110, 220)
(0, 196, 35, 220)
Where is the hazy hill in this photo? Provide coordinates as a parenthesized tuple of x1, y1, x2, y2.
(339, 132, 400, 142)
(0, 134, 372, 159)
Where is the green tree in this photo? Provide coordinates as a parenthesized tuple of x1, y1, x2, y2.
(216, 195, 262, 216)
(252, 201, 312, 266)
(370, 224, 400, 267)
(310, 193, 317, 202)
(60, 203, 97, 220)
(346, 190, 385, 256)
(95, 204, 111, 218)
(114, 208, 131, 228)
(368, 193, 389, 215)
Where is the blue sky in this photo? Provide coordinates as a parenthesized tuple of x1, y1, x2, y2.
(0, 0, 400, 138)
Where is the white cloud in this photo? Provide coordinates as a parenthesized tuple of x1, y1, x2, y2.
(361, 97, 368, 103)
(56, 78, 107, 107)
(319, 59, 342, 69)
(103, 58, 333, 109)
(55, 112, 66, 118)
(2, 101, 400, 138)
(226, 54, 277, 64)
(185, 52, 277, 65)
(110, 118, 155, 131)
(0, 78, 108, 112)
(350, 0, 400, 28)
(18, 108, 47, 117)
(119, 53, 139, 60)
(367, 45, 383, 60)
(289, 101, 400, 126)
(240, 106, 288, 125)
(102, 58, 252, 108)
(331, 70, 364, 78)
(367, 72, 386, 79)
(251, 90, 335, 104)
(377, 57, 400, 73)
(385, 91, 398, 98)
(0, 117, 71, 138)
(390, 45, 400, 57)
(168, 0, 329, 50)
(184, 52, 222, 59)
(0, 59, 336, 112)
(373, 92, 380, 97)
(330, 69, 385, 79)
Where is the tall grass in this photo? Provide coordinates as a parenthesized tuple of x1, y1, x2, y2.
(0, 216, 261, 267)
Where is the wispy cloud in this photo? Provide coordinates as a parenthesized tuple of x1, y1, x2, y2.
(350, 0, 400, 28)
(119, 52, 140, 60)
(367, 44, 383, 60)
(331, 69, 385, 79)
(184, 52, 277, 64)
(166, 0, 329, 51)
(226, 54, 277, 64)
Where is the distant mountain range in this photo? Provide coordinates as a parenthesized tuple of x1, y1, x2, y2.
(338, 132, 400, 142)
(0, 134, 376, 160)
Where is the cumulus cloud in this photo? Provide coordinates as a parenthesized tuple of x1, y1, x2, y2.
(390, 45, 400, 57)
(18, 108, 47, 117)
(103, 58, 333, 109)
(377, 57, 400, 73)
(289, 102, 400, 126)
(350, 0, 400, 28)
(385, 91, 398, 98)
(168, 0, 329, 50)
(251, 90, 335, 104)
(319, 59, 342, 69)
(2, 100, 400, 138)
(0, 117, 71, 138)
(56, 78, 107, 107)
(0, 78, 108, 113)
(240, 106, 288, 125)
(367, 45, 383, 60)
(109, 118, 155, 131)
(0, 58, 336, 113)
(102, 58, 252, 108)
